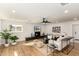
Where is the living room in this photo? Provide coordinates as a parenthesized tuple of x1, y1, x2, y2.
(0, 3, 79, 56)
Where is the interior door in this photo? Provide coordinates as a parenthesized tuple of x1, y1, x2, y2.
(72, 24, 79, 39)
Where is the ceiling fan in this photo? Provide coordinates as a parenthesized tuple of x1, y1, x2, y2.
(41, 17, 51, 24)
(60, 3, 69, 6)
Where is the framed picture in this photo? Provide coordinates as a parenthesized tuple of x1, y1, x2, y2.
(34, 26, 41, 32)
(9, 25, 23, 32)
(52, 26, 61, 33)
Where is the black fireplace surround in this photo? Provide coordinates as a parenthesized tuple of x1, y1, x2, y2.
(25, 32, 45, 41)
(35, 32, 40, 38)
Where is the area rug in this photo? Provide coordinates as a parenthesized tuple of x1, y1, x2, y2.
(23, 39, 48, 56)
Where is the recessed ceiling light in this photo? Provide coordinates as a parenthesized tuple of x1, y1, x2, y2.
(64, 10, 68, 14)
(12, 10, 16, 13)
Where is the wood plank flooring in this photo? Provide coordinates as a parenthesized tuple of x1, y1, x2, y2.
(0, 42, 43, 56)
(50, 43, 79, 56)
(0, 41, 79, 56)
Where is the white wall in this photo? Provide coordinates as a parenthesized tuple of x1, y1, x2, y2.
(45, 20, 79, 36)
(0, 19, 28, 44)
(0, 20, 2, 45)
(1, 18, 79, 44)
(0, 19, 45, 44)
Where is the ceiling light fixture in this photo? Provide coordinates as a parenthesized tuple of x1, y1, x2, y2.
(12, 10, 16, 13)
(64, 10, 68, 14)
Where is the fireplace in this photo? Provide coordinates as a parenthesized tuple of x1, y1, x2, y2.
(35, 32, 40, 38)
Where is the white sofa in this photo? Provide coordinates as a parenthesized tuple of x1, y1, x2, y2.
(53, 36, 70, 51)
(48, 35, 72, 51)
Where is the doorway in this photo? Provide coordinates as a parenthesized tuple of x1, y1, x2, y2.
(72, 24, 79, 40)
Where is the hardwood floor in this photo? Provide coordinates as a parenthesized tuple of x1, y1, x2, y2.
(0, 41, 79, 56)
(0, 42, 44, 56)
(50, 43, 79, 56)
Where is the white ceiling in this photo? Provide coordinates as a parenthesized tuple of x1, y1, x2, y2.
(0, 3, 79, 23)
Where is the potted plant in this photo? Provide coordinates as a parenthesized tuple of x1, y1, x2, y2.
(0, 29, 11, 47)
(9, 35, 18, 45)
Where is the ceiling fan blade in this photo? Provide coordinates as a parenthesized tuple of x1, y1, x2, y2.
(60, 3, 69, 6)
